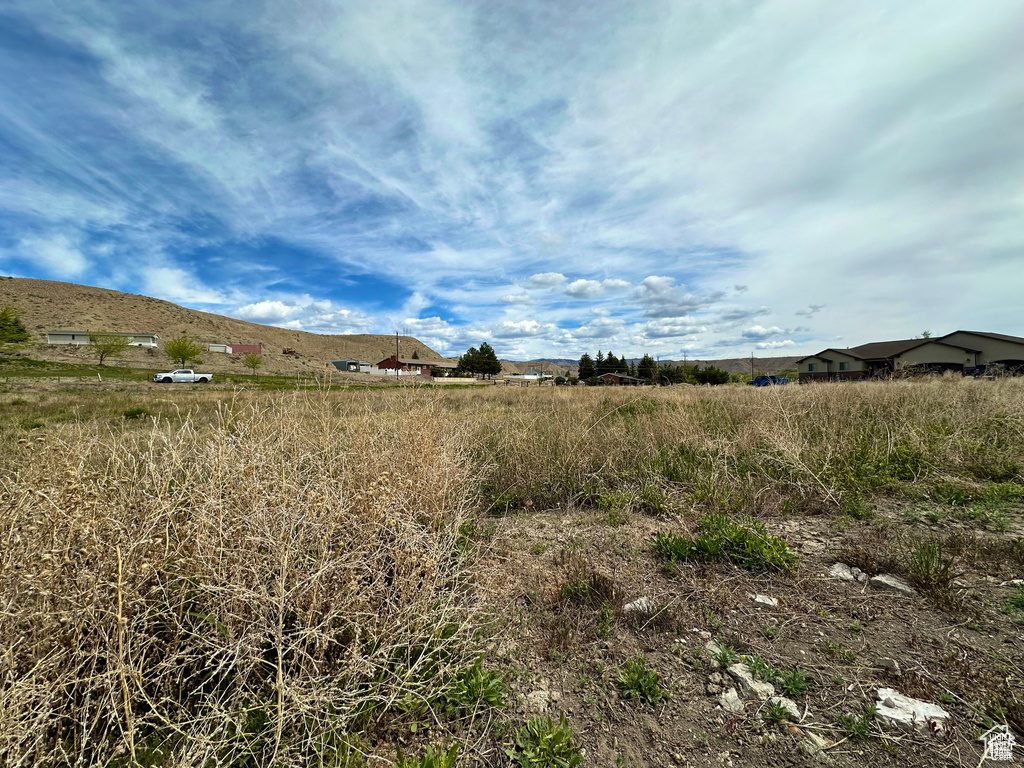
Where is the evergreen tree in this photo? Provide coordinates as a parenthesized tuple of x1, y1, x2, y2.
(578, 353, 596, 380)
(693, 365, 730, 385)
(476, 342, 502, 378)
(411, 349, 419, 359)
(0, 305, 30, 344)
(637, 354, 658, 383)
(628, 361, 637, 377)
(456, 346, 480, 376)
(604, 352, 619, 375)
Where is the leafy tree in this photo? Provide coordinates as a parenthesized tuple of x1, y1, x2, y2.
(0, 305, 30, 345)
(693, 365, 730, 385)
(578, 353, 596, 381)
(637, 354, 658, 383)
(476, 342, 503, 378)
(243, 353, 263, 378)
(430, 366, 447, 377)
(89, 333, 131, 365)
(164, 334, 204, 369)
(921, 330, 932, 338)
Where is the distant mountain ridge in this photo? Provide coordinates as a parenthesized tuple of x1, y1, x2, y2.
(0, 276, 446, 375)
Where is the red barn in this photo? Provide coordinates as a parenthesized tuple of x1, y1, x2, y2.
(231, 344, 262, 355)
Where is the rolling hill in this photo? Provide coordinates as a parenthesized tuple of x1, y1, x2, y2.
(0, 276, 446, 376)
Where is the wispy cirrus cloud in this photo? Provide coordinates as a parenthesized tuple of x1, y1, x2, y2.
(0, 0, 1021, 359)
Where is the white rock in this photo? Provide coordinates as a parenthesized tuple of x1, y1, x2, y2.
(727, 663, 776, 700)
(747, 593, 779, 608)
(874, 688, 949, 733)
(767, 696, 801, 720)
(869, 574, 917, 596)
(720, 687, 744, 714)
(623, 596, 657, 614)
(829, 563, 856, 581)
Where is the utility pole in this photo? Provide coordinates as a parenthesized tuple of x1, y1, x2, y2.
(396, 331, 400, 381)
(750, 352, 754, 379)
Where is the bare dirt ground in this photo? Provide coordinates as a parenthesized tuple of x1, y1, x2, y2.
(476, 503, 1024, 767)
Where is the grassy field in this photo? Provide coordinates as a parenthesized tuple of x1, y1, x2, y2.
(1, 377, 1022, 767)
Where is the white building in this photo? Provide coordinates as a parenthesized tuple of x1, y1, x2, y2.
(47, 330, 159, 348)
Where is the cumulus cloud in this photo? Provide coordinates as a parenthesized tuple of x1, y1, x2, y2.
(633, 276, 713, 318)
(235, 300, 298, 324)
(741, 325, 786, 340)
(756, 340, 796, 349)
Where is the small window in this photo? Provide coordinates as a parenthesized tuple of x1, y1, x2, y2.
(839, 362, 850, 371)
(807, 363, 817, 372)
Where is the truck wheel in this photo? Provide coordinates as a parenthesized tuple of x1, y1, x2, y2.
(198, 377, 209, 383)
(162, 377, 172, 384)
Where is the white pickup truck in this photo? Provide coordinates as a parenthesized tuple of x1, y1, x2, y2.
(153, 369, 213, 384)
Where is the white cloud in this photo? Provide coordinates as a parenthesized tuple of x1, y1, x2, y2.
(564, 279, 604, 298)
(742, 325, 785, 340)
(235, 300, 298, 324)
(17, 233, 88, 277)
(524, 272, 567, 289)
(756, 339, 796, 350)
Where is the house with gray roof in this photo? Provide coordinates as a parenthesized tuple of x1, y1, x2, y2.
(796, 331, 1024, 382)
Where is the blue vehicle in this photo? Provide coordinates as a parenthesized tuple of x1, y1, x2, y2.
(747, 375, 789, 386)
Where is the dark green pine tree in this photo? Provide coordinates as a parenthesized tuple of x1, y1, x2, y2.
(476, 342, 503, 378)
(0, 305, 30, 344)
(578, 353, 596, 381)
(637, 354, 658, 383)
(457, 346, 479, 376)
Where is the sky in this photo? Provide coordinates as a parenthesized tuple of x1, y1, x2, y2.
(1, 1, 1022, 360)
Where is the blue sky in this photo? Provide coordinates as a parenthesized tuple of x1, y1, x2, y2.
(1, 1, 1022, 359)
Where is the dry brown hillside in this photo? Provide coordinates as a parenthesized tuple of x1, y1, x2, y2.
(0, 276, 448, 375)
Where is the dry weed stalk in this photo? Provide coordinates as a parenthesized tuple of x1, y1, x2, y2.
(0, 393, 480, 767)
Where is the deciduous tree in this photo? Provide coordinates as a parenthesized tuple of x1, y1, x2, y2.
(164, 334, 204, 369)
(243, 353, 263, 378)
(89, 333, 131, 366)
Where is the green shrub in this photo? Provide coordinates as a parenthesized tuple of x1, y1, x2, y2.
(396, 743, 459, 768)
(123, 407, 149, 420)
(596, 601, 615, 639)
(617, 655, 668, 704)
(745, 655, 781, 683)
(507, 714, 582, 768)
(652, 514, 796, 572)
(763, 700, 791, 724)
(1002, 585, 1024, 614)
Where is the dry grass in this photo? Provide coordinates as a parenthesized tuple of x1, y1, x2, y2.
(1, 391, 480, 766)
(1, 376, 1023, 766)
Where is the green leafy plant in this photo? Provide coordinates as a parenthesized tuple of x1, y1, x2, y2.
(763, 700, 791, 724)
(778, 666, 812, 696)
(596, 601, 615, 639)
(1002, 585, 1024, 613)
(507, 714, 582, 768)
(652, 514, 796, 572)
(711, 643, 740, 668)
(122, 407, 149, 420)
(396, 743, 459, 768)
(616, 654, 668, 704)
(444, 658, 506, 716)
(836, 705, 875, 739)
(744, 655, 781, 683)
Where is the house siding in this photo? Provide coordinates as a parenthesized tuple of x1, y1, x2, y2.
(940, 333, 1024, 365)
(896, 343, 974, 368)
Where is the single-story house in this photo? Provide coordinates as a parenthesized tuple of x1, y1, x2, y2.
(797, 330, 1024, 382)
(331, 359, 372, 373)
(375, 355, 459, 375)
(599, 372, 644, 386)
(210, 343, 263, 354)
(47, 330, 159, 348)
